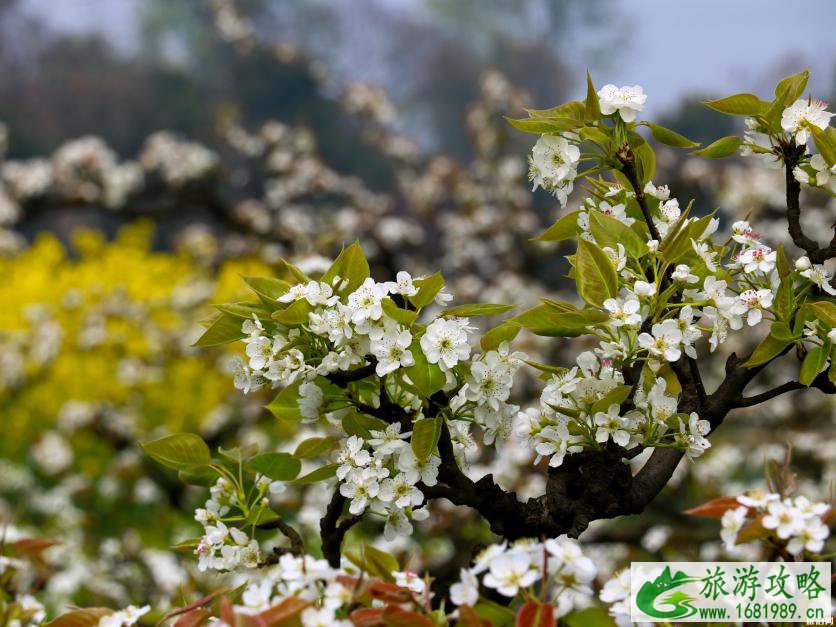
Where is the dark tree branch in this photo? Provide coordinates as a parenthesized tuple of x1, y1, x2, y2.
(617, 144, 661, 242)
(257, 517, 305, 556)
(320, 488, 361, 567)
(325, 359, 377, 387)
(736, 372, 835, 407)
(782, 142, 836, 264)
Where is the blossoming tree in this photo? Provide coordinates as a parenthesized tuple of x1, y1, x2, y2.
(128, 70, 836, 624)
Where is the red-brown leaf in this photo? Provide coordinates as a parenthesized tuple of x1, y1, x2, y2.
(381, 605, 434, 627)
(173, 609, 212, 627)
(44, 608, 114, 627)
(683, 496, 742, 519)
(248, 597, 309, 627)
(350, 608, 385, 627)
(368, 580, 414, 604)
(456, 605, 493, 627)
(516, 602, 556, 627)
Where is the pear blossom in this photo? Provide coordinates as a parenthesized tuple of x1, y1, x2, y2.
(603, 296, 642, 328)
(597, 84, 647, 122)
(638, 320, 683, 361)
(781, 98, 833, 145)
(593, 404, 633, 447)
(482, 550, 540, 597)
(762, 500, 804, 539)
(450, 569, 480, 606)
(738, 245, 776, 274)
(420, 318, 471, 370)
(800, 263, 836, 295)
(786, 517, 829, 555)
(528, 135, 580, 206)
(720, 506, 748, 551)
(370, 328, 414, 376)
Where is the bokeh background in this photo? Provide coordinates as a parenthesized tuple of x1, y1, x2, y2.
(1, 0, 834, 615)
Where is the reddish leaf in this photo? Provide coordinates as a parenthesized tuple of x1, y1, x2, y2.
(736, 517, 771, 544)
(15, 537, 60, 556)
(382, 605, 434, 627)
(220, 596, 236, 627)
(516, 602, 555, 627)
(368, 580, 414, 604)
(44, 608, 114, 627)
(350, 608, 385, 627)
(822, 506, 834, 526)
(683, 496, 742, 519)
(173, 609, 212, 627)
(248, 597, 309, 627)
(457, 606, 493, 627)
(161, 588, 229, 624)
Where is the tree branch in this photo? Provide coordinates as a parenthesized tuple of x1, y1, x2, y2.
(320, 488, 361, 567)
(257, 517, 305, 556)
(736, 371, 836, 407)
(617, 144, 660, 242)
(783, 143, 836, 264)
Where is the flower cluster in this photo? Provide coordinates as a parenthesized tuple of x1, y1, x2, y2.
(194, 478, 262, 571)
(516, 350, 711, 466)
(720, 489, 831, 557)
(449, 537, 597, 618)
(222, 254, 528, 541)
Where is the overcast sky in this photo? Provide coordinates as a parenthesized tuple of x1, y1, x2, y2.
(21, 0, 836, 114)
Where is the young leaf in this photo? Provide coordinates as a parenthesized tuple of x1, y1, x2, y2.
(293, 436, 338, 459)
(141, 433, 211, 471)
(265, 380, 304, 421)
(480, 321, 521, 351)
(692, 135, 742, 158)
(808, 300, 836, 326)
(641, 122, 699, 148)
(441, 303, 518, 317)
(321, 241, 370, 294)
(271, 299, 312, 326)
(504, 116, 581, 134)
(584, 69, 600, 122)
(800, 341, 830, 386)
(243, 276, 293, 302)
(411, 417, 442, 460)
(703, 93, 769, 116)
(410, 272, 445, 308)
(634, 141, 656, 184)
(773, 69, 809, 105)
(193, 314, 245, 347)
(245, 452, 301, 481)
(744, 333, 791, 367)
(575, 239, 617, 307)
(535, 210, 583, 242)
(404, 341, 446, 397)
(293, 464, 338, 484)
(588, 211, 648, 258)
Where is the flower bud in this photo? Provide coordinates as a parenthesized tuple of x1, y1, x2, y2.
(795, 256, 811, 271)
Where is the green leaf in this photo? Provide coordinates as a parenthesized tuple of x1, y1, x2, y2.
(480, 321, 521, 351)
(272, 299, 312, 326)
(692, 135, 742, 158)
(348, 545, 400, 582)
(404, 340, 446, 397)
(193, 314, 245, 347)
(812, 126, 836, 165)
(214, 301, 269, 319)
(588, 211, 647, 258)
(178, 465, 219, 487)
(774, 278, 795, 322)
(745, 334, 792, 367)
(535, 210, 583, 242)
(769, 321, 798, 343)
(141, 433, 211, 471)
(563, 607, 617, 627)
(634, 141, 656, 184)
(441, 303, 518, 317)
(244, 276, 293, 305)
(411, 417, 442, 460)
(382, 298, 418, 325)
(774, 70, 809, 105)
(641, 122, 699, 148)
(410, 272, 445, 308)
(808, 300, 836, 326)
(293, 464, 338, 484)
(703, 93, 770, 116)
(590, 385, 633, 414)
(584, 69, 600, 122)
(293, 436, 338, 459)
(246, 506, 279, 526)
(265, 381, 304, 421)
(473, 598, 515, 627)
(320, 241, 370, 294)
(245, 452, 301, 481)
(342, 411, 388, 439)
(575, 239, 617, 307)
(776, 243, 791, 278)
(800, 341, 830, 386)
(511, 304, 597, 338)
(526, 100, 585, 121)
(504, 116, 581, 134)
